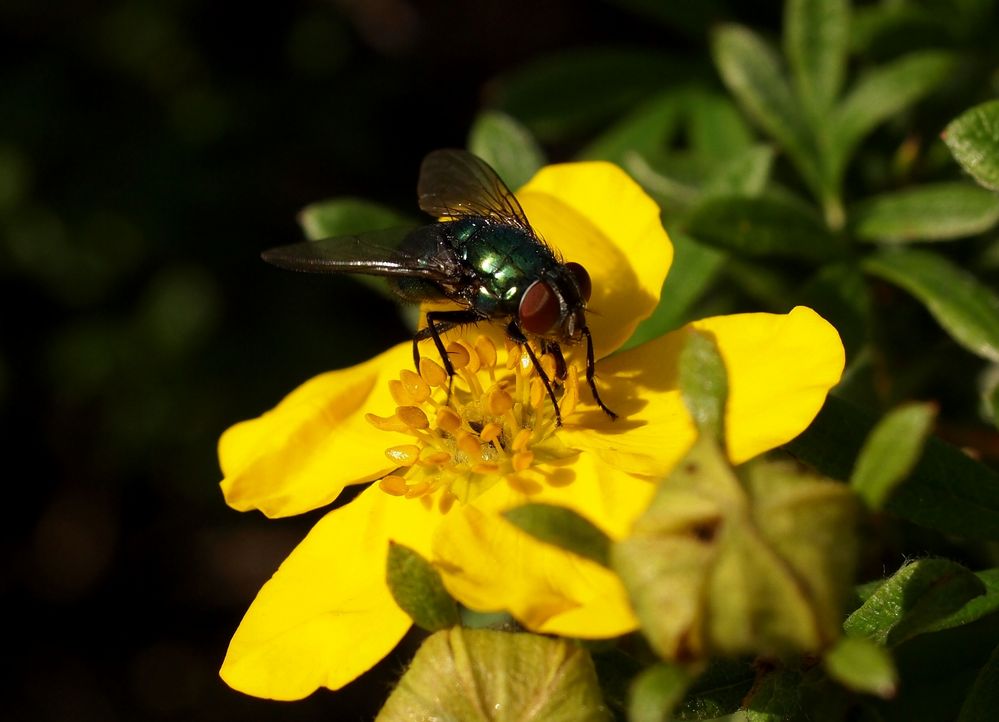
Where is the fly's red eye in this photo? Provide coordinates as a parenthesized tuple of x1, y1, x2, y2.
(519, 280, 561, 335)
(566, 262, 591, 302)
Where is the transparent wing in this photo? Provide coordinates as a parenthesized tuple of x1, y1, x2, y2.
(260, 226, 455, 283)
(418, 149, 533, 230)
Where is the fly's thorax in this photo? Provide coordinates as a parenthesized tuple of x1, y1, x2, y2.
(365, 334, 581, 513)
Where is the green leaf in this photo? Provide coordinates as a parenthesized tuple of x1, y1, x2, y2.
(493, 48, 696, 142)
(830, 51, 956, 185)
(702, 144, 775, 199)
(863, 248, 999, 362)
(377, 629, 609, 722)
(687, 195, 842, 262)
(467, 111, 545, 190)
(298, 197, 410, 240)
(503, 503, 611, 567)
(823, 636, 898, 699)
(385, 542, 459, 632)
(925, 568, 999, 635)
(787, 395, 999, 540)
(744, 666, 803, 722)
(850, 402, 937, 510)
(958, 642, 999, 722)
(944, 99, 999, 192)
(851, 182, 999, 243)
(621, 233, 726, 350)
(798, 262, 872, 360)
(678, 330, 728, 442)
(711, 25, 822, 200)
(577, 91, 682, 164)
(675, 659, 755, 719)
(628, 663, 694, 722)
(784, 0, 850, 117)
(843, 558, 986, 646)
(687, 92, 755, 161)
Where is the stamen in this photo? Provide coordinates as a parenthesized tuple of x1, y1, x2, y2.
(372, 334, 584, 510)
(396, 405, 429, 430)
(385, 445, 420, 466)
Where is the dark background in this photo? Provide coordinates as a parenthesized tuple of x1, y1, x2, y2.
(1, 1, 775, 719)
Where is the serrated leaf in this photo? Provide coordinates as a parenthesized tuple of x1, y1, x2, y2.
(712, 25, 822, 200)
(830, 51, 956, 185)
(679, 330, 728, 442)
(386, 542, 459, 632)
(786, 395, 999, 540)
(850, 402, 937, 510)
(468, 111, 545, 190)
(503, 503, 611, 567)
(824, 637, 898, 698)
(944, 99, 999, 191)
(784, 0, 850, 118)
(688, 195, 843, 261)
(957, 641, 999, 722)
(298, 197, 411, 240)
(628, 663, 694, 722)
(622, 233, 725, 350)
(851, 182, 999, 243)
(863, 248, 999, 361)
(844, 558, 985, 646)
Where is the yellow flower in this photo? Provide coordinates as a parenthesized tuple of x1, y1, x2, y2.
(218, 161, 845, 700)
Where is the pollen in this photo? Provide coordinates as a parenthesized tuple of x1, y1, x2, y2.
(368, 333, 581, 512)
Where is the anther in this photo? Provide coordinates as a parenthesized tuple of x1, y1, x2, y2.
(436, 407, 462, 434)
(385, 445, 420, 466)
(540, 353, 557, 380)
(419, 357, 448, 388)
(446, 341, 470, 370)
(529, 378, 546, 409)
(475, 336, 497, 369)
(400, 369, 431, 403)
(456, 431, 482, 459)
(471, 462, 500, 474)
(405, 481, 431, 498)
(480, 421, 503, 444)
(379, 475, 409, 496)
(396, 405, 430, 430)
(387, 379, 410, 406)
(487, 387, 514, 415)
(366, 413, 410, 433)
(421, 450, 451, 465)
(512, 428, 532, 452)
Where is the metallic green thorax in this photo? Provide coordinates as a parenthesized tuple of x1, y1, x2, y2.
(393, 217, 561, 318)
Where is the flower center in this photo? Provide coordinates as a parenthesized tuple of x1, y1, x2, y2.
(366, 334, 580, 513)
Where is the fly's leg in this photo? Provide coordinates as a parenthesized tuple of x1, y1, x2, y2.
(582, 325, 617, 420)
(507, 322, 562, 427)
(413, 310, 483, 397)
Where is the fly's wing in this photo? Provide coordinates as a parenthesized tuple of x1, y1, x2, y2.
(418, 149, 534, 232)
(260, 227, 454, 283)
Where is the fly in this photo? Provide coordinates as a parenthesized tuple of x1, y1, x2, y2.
(261, 149, 616, 425)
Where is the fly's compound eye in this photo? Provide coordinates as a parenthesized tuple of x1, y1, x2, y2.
(565, 261, 591, 302)
(519, 280, 562, 335)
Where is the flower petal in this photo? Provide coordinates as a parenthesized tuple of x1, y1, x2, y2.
(433, 459, 649, 639)
(219, 343, 413, 517)
(518, 162, 672, 358)
(562, 306, 844, 472)
(221, 485, 437, 699)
